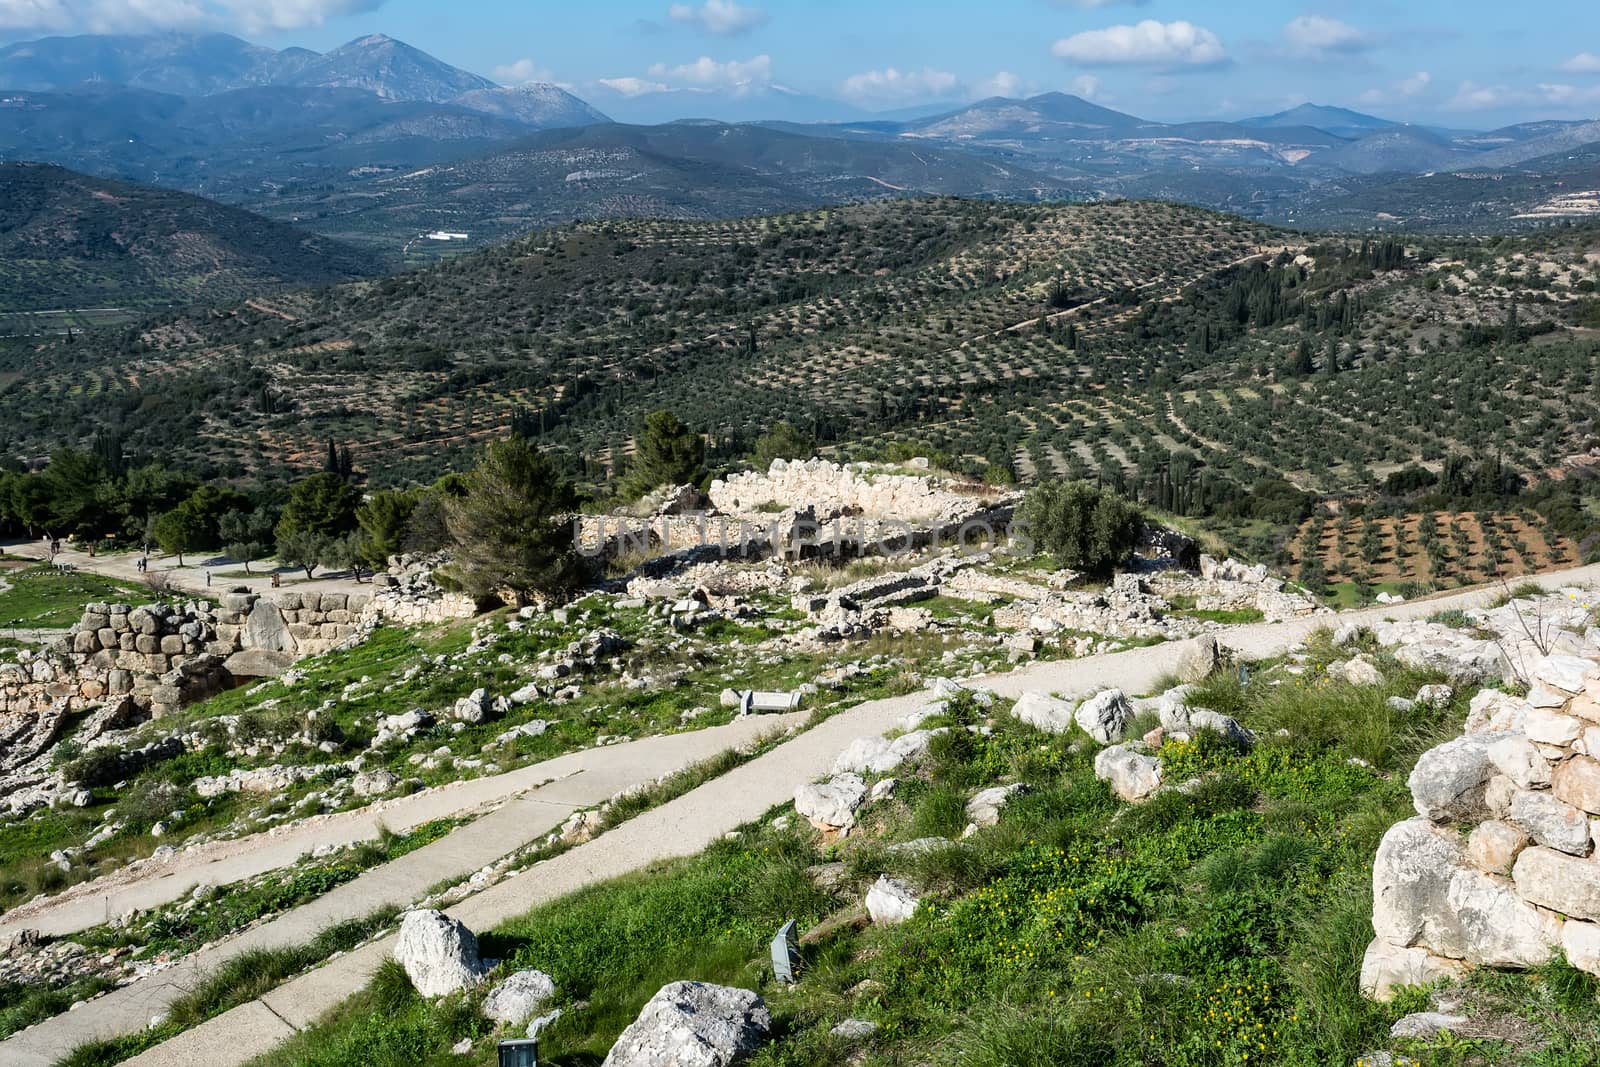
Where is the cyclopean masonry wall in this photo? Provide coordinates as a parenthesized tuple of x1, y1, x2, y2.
(1360, 592, 1600, 999)
(1, 579, 475, 724)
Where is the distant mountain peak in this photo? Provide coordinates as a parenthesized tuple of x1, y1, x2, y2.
(1241, 103, 1396, 139)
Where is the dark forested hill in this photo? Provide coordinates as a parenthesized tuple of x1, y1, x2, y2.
(0, 162, 377, 313)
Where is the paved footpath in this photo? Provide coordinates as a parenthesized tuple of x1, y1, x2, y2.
(0, 714, 801, 1067)
(15, 563, 1600, 1067)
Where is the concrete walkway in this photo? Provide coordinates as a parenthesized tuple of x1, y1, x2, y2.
(0, 714, 800, 1067)
(95, 562, 1600, 1067)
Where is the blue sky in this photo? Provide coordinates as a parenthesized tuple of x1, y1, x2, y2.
(3, 0, 1599, 127)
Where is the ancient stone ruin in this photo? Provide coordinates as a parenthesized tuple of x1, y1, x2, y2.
(1361, 593, 1600, 998)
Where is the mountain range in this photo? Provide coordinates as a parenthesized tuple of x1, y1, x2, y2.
(0, 30, 1596, 258)
(0, 32, 605, 126)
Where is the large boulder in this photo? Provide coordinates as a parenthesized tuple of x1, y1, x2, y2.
(1487, 735, 1551, 790)
(1009, 692, 1076, 734)
(865, 876, 920, 925)
(603, 981, 770, 1067)
(223, 648, 296, 679)
(482, 969, 557, 1027)
(1074, 689, 1133, 745)
(794, 774, 868, 833)
(394, 910, 485, 998)
(1359, 939, 1468, 1002)
(831, 731, 940, 775)
(1508, 790, 1592, 856)
(1094, 745, 1162, 802)
(1174, 635, 1221, 683)
(1514, 846, 1600, 921)
(242, 601, 297, 654)
(1372, 819, 1558, 968)
(1407, 731, 1515, 821)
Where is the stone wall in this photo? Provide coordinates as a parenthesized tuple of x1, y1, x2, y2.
(1361, 598, 1600, 998)
(709, 458, 1005, 525)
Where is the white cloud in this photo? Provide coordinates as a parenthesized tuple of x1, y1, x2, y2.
(1360, 70, 1430, 107)
(0, 0, 384, 33)
(215, 0, 384, 31)
(1445, 80, 1506, 111)
(0, 0, 206, 32)
(1281, 15, 1373, 58)
(1561, 52, 1600, 74)
(1052, 19, 1226, 69)
(1069, 73, 1103, 99)
(666, 0, 767, 36)
(1536, 82, 1600, 107)
(493, 58, 553, 86)
(1398, 70, 1431, 96)
(839, 66, 960, 104)
(644, 53, 772, 95)
(974, 70, 1028, 98)
(597, 76, 670, 97)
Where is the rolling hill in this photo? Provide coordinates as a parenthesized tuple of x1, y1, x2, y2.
(240, 121, 1082, 252)
(0, 162, 377, 314)
(4, 196, 1595, 505)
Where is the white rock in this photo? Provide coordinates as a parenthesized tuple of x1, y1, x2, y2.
(1414, 684, 1453, 708)
(1562, 920, 1600, 976)
(794, 774, 868, 832)
(1359, 940, 1467, 1002)
(1465, 690, 1527, 733)
(830, 1018, 879, 1040)
(1372, 818, 1559, 967)
(1525, 706, 1583, 746)
(1009, 691, 1076, 734)
(965, 784, 1029, 828)
(1390, 1013, 1469, 1040)
(1074, 689, 1133, 744)
(352, 769, 399, 798)
(482, 969, 557, 1027)
(394, 910, 486, 998)
(1509, 790, 1592, 856)
(865, 876, 920, 925)
(603, 981, 771, 1067)
(1487, 735, 1552, 790)
(1094, 745, 1162, 802)
(1407, 731, 1515, 821)
(1534, 655, 1595, 695)
(1516, 846, 1600, 921)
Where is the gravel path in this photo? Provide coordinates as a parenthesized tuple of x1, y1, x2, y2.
(17, 562, 1600, 1067)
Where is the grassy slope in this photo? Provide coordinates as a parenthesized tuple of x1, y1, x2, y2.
(0, 565, 149, 629)
(223, 638, 1600, 1067)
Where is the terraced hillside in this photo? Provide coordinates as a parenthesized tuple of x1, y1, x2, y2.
(2, 200, 1599, 590)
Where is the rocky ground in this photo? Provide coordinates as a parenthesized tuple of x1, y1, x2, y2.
(0, 517, 1335, 1051)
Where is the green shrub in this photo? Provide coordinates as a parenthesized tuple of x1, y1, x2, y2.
(1015, 481, 1142, 576)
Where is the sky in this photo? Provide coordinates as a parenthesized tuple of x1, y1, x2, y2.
(1, 0, 1598, 128)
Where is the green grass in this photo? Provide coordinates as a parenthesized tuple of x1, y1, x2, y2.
(234, 643, 1572, 1067)
(57, 909, 400, 1067)
(0, 566, 149, 629)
